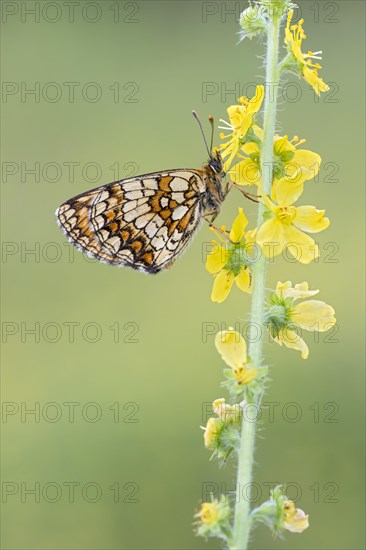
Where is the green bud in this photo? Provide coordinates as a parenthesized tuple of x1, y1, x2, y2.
(238, 5, 267, 41)
(222, 240, 253, 278)
(264, 294, 293, 337)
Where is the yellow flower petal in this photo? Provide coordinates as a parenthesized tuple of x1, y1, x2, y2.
(227, 105, 246, 132)
(256, 218, 287, 258)
(274, 134, 294, 155)
(227, 86, 264, 137)
(303, 65, 329, 96)
(203, 417, 220, 448)
(215, 329, 247, 369)
(271, 150, 320, 204)
(246, 84, 265, 115)
(292, 300, 336, 331)
(274, 328, 309, 359)
(212, 398, 240, 422)
(260, 192, 276, 212)
(279, 281, 319, 301)
(275, 281, 293, 299)
(242, 141, 259, 156)
(283, 501, 309, 533)
(294, 206, 330, 233)
(221, 139, 240, 172)
(198, 501, 220, 525)
(230, 158, 260, 187)
(283, 224, 319, 264)
(284, 9, 295, 42)
(212, 398, 226, 415)
(211, 270, 235, 303)
(206, 244, 228, 274)
(234, 365, 257, 385)
(271, 177, 305, 206)
(234, 268, 252, 294)
(291, 149, 321, 181)
(229, 208, 249, 242)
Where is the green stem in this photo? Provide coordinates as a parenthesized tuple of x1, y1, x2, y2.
(231, 14, 281, 550)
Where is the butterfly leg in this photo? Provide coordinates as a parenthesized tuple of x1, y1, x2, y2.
(203, 210, 219, 224)
(203, 211, 229, 238)
(229, 181, 260, 203)
(223, 180, 233, 198)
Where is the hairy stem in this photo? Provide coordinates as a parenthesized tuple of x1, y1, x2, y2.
(231, 14, 281, 550)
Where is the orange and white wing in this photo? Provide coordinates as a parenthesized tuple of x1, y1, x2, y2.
(55, 170, 206, 273)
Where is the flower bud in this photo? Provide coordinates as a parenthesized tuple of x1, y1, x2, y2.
(213, 398, 241, 422)
(251, 485, 309, 535)
(239, 5, 267, 41)
(195, 498, 231, 540)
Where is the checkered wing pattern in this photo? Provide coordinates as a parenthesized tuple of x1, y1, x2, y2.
(56, 170, 208, 273)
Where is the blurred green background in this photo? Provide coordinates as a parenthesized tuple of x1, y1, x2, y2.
(1, 1, 364, 548)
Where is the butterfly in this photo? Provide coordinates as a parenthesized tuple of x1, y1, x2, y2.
(55, 113, 232, 274)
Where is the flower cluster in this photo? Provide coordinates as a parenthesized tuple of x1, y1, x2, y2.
(207, 52, 332, 285)
(196, 3, 333, 547)
(231, 129, 321, 196)
(208, 54, 330, 276)
(206, 209, 254, 303)
(219, 85, 264, 171)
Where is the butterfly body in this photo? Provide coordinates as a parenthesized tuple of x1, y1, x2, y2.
(56, 151, 226, 274)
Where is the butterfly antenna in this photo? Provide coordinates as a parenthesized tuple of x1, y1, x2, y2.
(208, 115, 215, 153)
(192, 110, 211, 157)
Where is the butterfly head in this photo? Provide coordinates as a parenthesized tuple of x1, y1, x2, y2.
(208, 148, 225, 178)
(192, 110, 226, 210)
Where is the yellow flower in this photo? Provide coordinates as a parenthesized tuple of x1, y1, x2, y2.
(203, 417, 220, 449)
(212, 398, 241, 422)
(261, 485, 309, 535)
(234, 365, 257, 385)
(265, 281, 336, 359)
(198, 501, 220, 525)
(256, 180, 330, 263)
(215, 328, 257, 384)
(283, 500, 309, 533)
(219, 85, 264, 170)
(285, 10, 329, 96)
(206, 208, 253, 303)
(231, 130, 320, 197)
(228, 126, 262, 187)
(195, 498, 231, 537)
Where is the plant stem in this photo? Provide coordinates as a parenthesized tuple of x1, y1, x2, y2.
(231, 14, 281, 550)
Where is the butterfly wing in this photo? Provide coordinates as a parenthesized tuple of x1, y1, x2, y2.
(55, 170, 207, 273)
